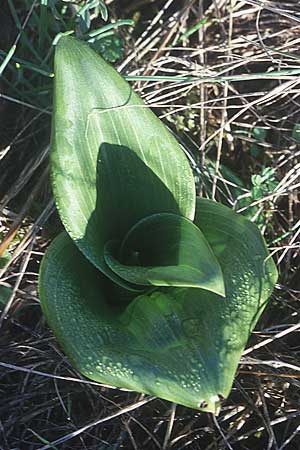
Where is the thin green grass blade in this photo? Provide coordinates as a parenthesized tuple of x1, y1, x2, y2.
(0, 45, 16, 77)
(86, 19, 135, 39)
(177, 17, 208, 43)
(124, 69, 300, 83)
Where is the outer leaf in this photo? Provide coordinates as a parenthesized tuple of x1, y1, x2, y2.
(104, 213, 225, 295)
(39, 199, 277, 413)
(51, 36, 195, 285)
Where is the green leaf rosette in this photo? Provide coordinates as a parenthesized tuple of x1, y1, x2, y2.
(39, 36, 278, 413)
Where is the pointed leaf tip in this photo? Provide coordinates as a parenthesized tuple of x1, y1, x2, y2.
(51, 37, 195, 285)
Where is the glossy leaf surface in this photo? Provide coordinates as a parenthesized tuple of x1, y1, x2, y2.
(104, 213, 225, 295)
(39, 199, 277, 413)
(51, 36, 195, 284)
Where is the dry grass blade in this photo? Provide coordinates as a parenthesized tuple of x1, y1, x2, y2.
(37, 397, 155, 450)
(162, 403, 176, 450)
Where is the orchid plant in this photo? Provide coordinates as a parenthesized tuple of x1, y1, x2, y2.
(39, 36, 277, 413)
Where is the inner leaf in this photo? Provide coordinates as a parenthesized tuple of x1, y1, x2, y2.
(104, 213, 225, 296)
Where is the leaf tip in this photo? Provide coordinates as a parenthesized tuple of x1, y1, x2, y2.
(216, 281, 226, 298)
(202, 273, 226, 298)
(198, 393, 225, 415)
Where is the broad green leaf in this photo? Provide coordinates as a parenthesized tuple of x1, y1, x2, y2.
(104, 213, 225, 295)
(51, 36, 195, 286)
(39, 199, 277, 413)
